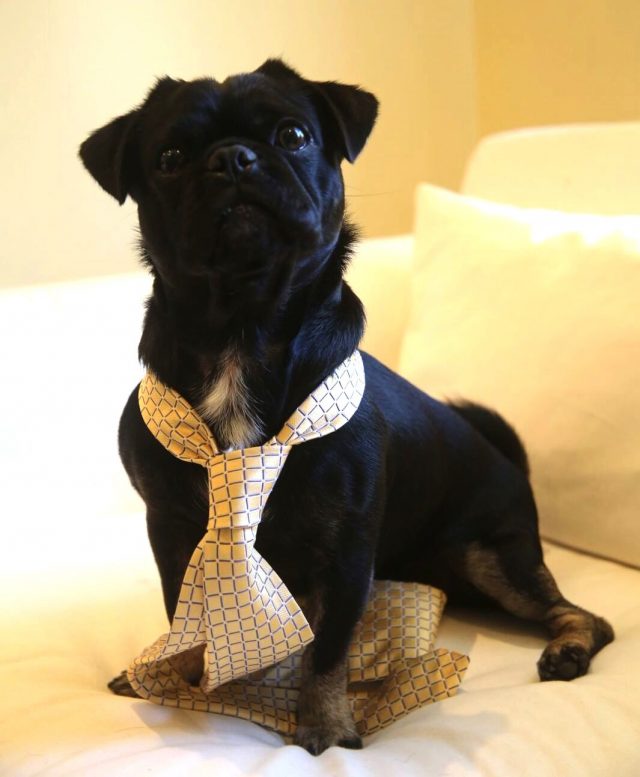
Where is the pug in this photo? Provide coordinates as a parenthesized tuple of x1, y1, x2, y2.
(79, 59, 613, 755)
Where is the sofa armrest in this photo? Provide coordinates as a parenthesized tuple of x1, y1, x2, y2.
(345, 235, 413, 370)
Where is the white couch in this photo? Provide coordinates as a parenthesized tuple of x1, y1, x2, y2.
(2, 125, 639, 776)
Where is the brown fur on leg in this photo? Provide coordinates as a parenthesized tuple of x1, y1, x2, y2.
(107, 669, 139, 697)
(295, 647, 361, 755)
(460, 542, 614, 681)
(294, 592, 361, 754)
(537, 576, 614, 681)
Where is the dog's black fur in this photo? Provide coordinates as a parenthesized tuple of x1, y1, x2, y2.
(80, 59, 613, 754)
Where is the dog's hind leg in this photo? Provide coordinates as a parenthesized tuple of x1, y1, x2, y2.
(458, 536, 614, 681)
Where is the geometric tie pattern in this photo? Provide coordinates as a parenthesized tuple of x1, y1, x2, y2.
(126, 350, 469, 736)
(128, 351, 365, 692)
(128, 580, 469, 738)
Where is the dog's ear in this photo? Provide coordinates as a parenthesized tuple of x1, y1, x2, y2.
(311, 80, 379, 163)
(257, 58, 301, 82)
(257, 59, 378, 163)
(79, 111, 138, 205)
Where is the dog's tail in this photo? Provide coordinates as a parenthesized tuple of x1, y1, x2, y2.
(448, 400, 530, 476)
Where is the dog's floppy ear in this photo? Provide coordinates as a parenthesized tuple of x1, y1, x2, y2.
(257, 58, 378, 163)
(79, 111, 138, 205)
(311, 80, 379, 163)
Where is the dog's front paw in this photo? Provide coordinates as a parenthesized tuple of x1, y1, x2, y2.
(295, 723, 362, 755)
(107, 669, 140, 697)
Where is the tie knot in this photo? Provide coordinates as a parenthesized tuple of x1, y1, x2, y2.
(207, 445, 291, 529)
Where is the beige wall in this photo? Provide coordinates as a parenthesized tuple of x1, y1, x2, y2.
(0, 0, 475, 286)
(4, 1, 639, 288)
(475, 0, 640, 137)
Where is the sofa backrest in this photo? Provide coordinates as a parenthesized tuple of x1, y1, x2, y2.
(461, 122, 640, 214)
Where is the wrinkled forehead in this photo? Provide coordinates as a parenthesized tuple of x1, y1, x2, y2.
(139, 72, 320, 141)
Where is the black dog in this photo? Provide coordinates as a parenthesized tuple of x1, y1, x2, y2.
(80, 59, 613, 754)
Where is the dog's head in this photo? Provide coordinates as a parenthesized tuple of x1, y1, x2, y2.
(79, 59, 378, 296)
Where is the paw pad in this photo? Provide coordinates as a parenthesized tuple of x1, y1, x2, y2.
(537, 642, 590, 681)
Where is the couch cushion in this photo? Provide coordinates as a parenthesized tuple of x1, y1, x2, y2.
(461, 123, 640, 214)
(399, 184, 640, 568)
(346, 235, 413, 370)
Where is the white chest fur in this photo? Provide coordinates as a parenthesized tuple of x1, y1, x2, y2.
(197, 348, 263, 449)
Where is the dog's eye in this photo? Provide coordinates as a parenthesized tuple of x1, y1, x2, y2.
(157, 148, 184, 174)
(276, 122, 310, 151)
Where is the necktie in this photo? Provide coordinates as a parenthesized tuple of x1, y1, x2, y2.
(126, 350, 469, 736)
(129, 351, 366, 692)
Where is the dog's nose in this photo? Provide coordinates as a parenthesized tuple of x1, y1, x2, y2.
(207, 144, 258, 179)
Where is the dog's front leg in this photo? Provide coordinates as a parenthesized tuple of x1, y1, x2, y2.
(295, 569, 371, 755)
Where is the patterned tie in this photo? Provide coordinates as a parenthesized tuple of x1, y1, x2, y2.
(128, 351, 366, 693)
(126, 350, 469, 737)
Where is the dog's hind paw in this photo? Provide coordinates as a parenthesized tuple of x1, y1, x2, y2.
(108, 670, 140, 697)
(537, 642, 591, 681)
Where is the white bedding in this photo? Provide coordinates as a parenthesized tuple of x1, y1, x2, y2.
(2, 532, 638, 776)
(1, 271, 639, 776)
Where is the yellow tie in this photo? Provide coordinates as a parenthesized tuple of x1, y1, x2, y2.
(128, 351, 366, 691)
(126, 350, 469, 737)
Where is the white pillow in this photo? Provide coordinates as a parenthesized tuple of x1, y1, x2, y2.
(399, 184, 640, 568)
